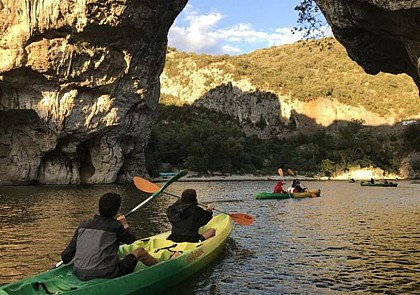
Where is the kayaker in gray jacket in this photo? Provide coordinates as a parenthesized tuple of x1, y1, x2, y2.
(61, 193, 158, 281)
(166, 189, 215, 243)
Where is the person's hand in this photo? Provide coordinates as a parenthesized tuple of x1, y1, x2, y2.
(206, 204, 214, 211)
(117, 215, 129, 229)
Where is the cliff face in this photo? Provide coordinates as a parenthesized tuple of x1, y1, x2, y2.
(160, 46, 411, 139)
(315, 0, 420, 92)
(0, 0, 187, 184)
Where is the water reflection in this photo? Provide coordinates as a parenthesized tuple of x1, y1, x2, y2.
(0, 181, 419, 294)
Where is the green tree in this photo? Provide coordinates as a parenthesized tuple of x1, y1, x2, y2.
(404, 123, 420, 152)
(320, 159, 335, 178)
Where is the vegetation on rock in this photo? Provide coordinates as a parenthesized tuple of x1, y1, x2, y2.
(146, 105, 416, 178)
(162, 38, 419, 119)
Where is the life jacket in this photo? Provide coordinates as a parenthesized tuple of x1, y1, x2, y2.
(61, 215, 136, 281)
(287, 187, 296, 193)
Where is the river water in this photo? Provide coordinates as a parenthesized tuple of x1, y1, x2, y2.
(0, 180, 419, 294)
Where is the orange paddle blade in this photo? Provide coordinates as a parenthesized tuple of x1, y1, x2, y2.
(287, 168, 295, 176)
(228, 213, 254, 226)
(133, 176, 160, 193)
(277, 168, 284, 177)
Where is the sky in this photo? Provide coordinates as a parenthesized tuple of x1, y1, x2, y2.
(168, 0, 329, 55)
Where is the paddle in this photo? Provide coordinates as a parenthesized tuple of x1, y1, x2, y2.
(55, 170, 188, 268)
(277, 168, 291, 198)
(126, 170, 188, 217)
(133, 177, 254, 226)
(287, 169, 316, 198)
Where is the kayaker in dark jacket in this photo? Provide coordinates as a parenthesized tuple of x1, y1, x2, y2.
(166, 189, 215, 243)
(291, 179, 306, 193)
(61, 193, 158, 281)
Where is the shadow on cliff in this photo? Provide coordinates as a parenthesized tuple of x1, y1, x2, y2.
(190, 82, 415, 138)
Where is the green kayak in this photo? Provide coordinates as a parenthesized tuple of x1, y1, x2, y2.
(360, 182, 398, 187)
(0, 214, 232, 295)
(255, 189, 321, 199)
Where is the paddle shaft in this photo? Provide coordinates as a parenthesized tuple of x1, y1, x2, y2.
(133, 176, 254, 226)
(126, 170, 188, 217)
(125, 194, 154, 217)
(163, 191, 226, 215)
(277, 168, 292, 198)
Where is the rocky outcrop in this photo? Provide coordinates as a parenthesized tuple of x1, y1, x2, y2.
(400, 152, 420, 178)
(0, 0, 187, 184)
(315, 0, 420, 92)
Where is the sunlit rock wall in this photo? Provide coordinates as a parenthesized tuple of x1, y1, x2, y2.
(0, 0, 187, 184)
(315, 0, 420, 92)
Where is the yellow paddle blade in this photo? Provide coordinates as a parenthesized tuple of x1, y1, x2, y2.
(133, 176, 160, 193)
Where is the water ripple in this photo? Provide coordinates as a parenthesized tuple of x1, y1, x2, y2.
(0, 181, 419, 294)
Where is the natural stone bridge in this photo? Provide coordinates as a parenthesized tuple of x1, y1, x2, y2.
(0, 0, 418, 184)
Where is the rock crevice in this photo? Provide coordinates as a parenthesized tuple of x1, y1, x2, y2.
(0, 0, 187, 184)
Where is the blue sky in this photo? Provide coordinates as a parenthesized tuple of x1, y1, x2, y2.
(168, 0, 329, 55)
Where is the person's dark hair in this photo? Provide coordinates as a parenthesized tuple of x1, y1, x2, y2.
(180, 189, 198, 205)
(99, 193, 121, 217)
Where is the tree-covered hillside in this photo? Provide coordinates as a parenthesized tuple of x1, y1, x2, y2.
(146, 104, 415, 178)
(149, 38, 420, 178)
(163, 38, 420, 120)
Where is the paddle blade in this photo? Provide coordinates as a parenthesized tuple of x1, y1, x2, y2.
(277, 168, 284, 177)
(229, 213, 255, 226)
(133, 177, 160, 193)
(126, 170, 188, 217)
(287, 169, 296, 176)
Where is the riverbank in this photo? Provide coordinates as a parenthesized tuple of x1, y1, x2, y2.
(152, 172, 405, 182)
(152, 172, 316, 182)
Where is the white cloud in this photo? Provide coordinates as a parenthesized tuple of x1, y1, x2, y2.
(168, 6, 307, 55)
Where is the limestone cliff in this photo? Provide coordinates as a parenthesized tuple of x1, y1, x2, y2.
(315, 0, 420, 92)
(160, 42, 419, 139)
(0, 0, 187, 185)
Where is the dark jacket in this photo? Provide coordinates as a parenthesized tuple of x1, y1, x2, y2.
(166, 201, 213, 242)
(61, 215, 136, 281)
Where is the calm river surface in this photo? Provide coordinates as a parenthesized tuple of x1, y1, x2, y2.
(0, 180, 419, 294)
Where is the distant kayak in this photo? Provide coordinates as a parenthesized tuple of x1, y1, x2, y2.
(158, 172, 178, 178)
(0, 214, 232, 295)
(360, 182, 398, 187)
(255, 189, 321, 200)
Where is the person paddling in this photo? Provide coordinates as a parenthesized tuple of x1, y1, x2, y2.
(166, 189, 215, 243)
(289, 179, 306, 193)
(61, 193, 158, 281)
(273, 181, 287, 193)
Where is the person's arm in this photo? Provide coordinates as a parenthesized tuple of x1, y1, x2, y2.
(61, 229, 78, 264)
(194, 205, 213, 227)
(116, 215, 136, 244)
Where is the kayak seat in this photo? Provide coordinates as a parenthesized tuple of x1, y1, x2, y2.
(32, 282, 56, 294)
(31, 279, 79, 294)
